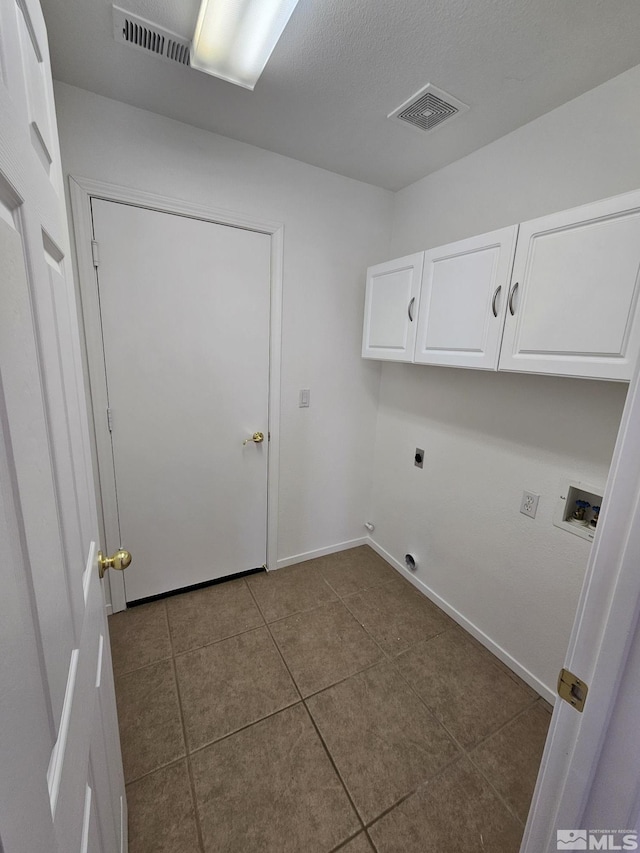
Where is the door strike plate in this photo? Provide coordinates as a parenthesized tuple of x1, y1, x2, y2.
(557, 667, 588, 712)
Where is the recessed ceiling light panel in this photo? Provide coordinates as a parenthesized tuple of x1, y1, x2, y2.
(388, 83, 469, 134)
(190, 0, 301, 90)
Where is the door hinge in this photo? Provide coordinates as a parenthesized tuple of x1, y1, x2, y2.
(106, 407, 113, 433)
(557, 667, 588, 712)
(91, 240, 100, 267)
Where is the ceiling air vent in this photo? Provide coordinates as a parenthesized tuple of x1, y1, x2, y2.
(388, 84, 468, 134)
(113, 6, 191, 67)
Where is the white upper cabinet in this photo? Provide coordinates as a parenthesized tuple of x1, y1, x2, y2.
(414, 226, 518, 370)
(500, 190, 640, 381)
(362, 252, 424, 361)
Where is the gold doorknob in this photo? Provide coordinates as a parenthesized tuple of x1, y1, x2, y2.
(243, 431, 264, 445)
(98, 549, 132, 580)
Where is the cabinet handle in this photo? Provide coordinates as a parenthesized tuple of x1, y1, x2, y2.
(492, 285, 501, 318)
(509, 282, 519, 316)
(408, 297, 416, 322)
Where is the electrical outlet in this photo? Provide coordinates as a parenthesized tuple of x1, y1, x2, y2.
(520, 490, 540, 519)
(414, 448, 424, 468)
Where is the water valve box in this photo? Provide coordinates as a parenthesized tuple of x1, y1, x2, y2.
(554, 481, 604, 542)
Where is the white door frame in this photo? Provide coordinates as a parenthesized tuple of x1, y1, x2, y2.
(522, 355, 640, 849)
(69, 176, 283, 612)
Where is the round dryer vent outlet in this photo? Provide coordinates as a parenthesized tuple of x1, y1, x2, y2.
(405, 554, 417, 571)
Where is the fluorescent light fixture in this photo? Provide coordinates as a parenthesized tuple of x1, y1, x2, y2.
(191, 0, 301, 90)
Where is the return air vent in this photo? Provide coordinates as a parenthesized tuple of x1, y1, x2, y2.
(113, 6, 191, 67)
(388, 84, 469, 134)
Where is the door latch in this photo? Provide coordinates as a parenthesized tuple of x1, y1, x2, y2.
(557, 667, 588, 712)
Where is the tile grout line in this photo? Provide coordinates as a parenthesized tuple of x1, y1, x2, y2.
(322, 572, 401, 602)
(192, 701, 306, 755)
(114, 654, 173, 681)
(124, 754, 190, 788)
(301, 561, 482, 837)
(317, 564, 476, 837)
(460, 693, 548, 829)
(247, 549, 400, 626)
(468, 694, 544, 753)
(147, 581, 299, 759)
(331, 566, 457, 657)
(168, 655, 384, 761)
(243, 580, 304, 705)
(116, 551, 541, 847)
(363, 753, 468, 833)
(308, 559, 539, 833)
(168, 637, 386, 757)
(111, 596, 173, 680)
(180, 697, 303, 758)
(464, 751, 526, 829)
(113, 557, 406, 847)
(327, 560, 542, 831)
(332, 568, 457, 668)
(245, 579, 368, 840)
(327, 828, 371, 853)
(167, 576, 268, 657)
(263, 593, 355, 627)
(449, 623, 543, 697)
(301, 699, 368, 835)
(302, 657, 387, 701)
(387, 649, 528, 830)
(172, 621, 268, 662)
(365, 829, 379, 852)
(116, 604, 207, 843)
(165, 597, 207, 853)
(324, 564, 534, 832)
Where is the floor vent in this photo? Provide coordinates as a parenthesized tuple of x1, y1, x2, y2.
(388, 84, 468, 134)
(113, 6, 191, 67)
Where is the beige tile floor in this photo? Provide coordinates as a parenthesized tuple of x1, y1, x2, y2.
(109, 546, 551, 853)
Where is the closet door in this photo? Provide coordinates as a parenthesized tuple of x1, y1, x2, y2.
(500, 190, 640, 381)
(414, 226, 518, 370)
(362, 253, 424, 361)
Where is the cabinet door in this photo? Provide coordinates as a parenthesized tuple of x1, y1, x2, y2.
(500, 191, 640, 381)
(362, 253, 424, 361)
(414, 226, 518, 370)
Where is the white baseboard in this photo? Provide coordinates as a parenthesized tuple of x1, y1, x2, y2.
(368, 538, 556, 705)
(105, 603, 113, 617)
(275, 537, 369, 570)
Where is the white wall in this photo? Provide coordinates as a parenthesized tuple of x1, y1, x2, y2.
(371, 65, 640, 698)
(55, 67, 640, 696)
(391, 64, 640, 255)
(53, 82, 392, 568)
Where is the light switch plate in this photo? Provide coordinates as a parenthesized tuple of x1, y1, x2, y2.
(299, 389, 310, 408)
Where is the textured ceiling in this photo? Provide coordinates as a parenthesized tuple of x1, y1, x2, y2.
(41, 0, 640, 190)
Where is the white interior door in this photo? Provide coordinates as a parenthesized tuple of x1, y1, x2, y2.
(521, 358, 640, 850)
(0, 0, 125, 850)
(91, 199, 271, 602)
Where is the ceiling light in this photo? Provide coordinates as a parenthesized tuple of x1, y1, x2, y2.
(191, 0, 300, 90)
